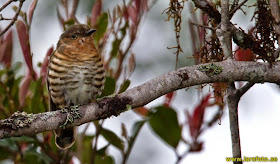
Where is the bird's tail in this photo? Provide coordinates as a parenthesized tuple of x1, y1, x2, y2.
(54, 127, 76, 149)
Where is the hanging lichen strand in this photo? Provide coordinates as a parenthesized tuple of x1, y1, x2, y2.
(163, 0, 186, 69)
(254, 0, 277, 62)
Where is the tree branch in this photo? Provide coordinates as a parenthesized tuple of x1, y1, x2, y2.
(1, 60, 280, 139)
(237, 82, 254, 97)
(0, 0, 25, 37)
(227, 83, 242, 164)
(229, 0, 248, 19)
(219, 1, 243, 163)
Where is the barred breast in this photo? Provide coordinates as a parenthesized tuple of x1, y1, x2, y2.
(47, 47, 105, 110)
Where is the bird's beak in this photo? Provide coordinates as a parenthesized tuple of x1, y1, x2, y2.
(86, 29, 96, 36)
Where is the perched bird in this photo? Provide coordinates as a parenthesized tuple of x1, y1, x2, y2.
(47, 24, 105, 149)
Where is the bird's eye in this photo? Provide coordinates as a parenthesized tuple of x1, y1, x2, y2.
(71, 34, 77, 39)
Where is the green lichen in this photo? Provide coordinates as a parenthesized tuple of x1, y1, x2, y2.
(198, 63, 223, 77)
(126, 104, 132, 111)
(0, 111, 35, 130)
(60, 105, 81, 129)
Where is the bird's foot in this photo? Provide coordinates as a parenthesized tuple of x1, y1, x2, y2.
(60, 105, 81, 129)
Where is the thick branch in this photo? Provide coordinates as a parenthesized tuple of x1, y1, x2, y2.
(1, 60, 280, 139)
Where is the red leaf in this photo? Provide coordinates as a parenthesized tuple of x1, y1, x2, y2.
(127, 6, 137, 25)
(128, 53, 135, 76)
(20, 143, 28, 153)
(164, 92, 175, 107)
(187, 94, 211, 140)
(135, 0, 141, 14)
(91, 0, 102, 26)
(134, 107, 149, 117)
(234, 47, 254, 61)
(56, 7, 65, 29)
(19, 73, 33, 107)
(123, 5, 129, 21)
(0, 30, 13, 68)
(40, 46, 54, 84)
(44, 132, 52, 144)
(142, 0, 149, 12)
(16, 20, 37, 79)
(199, 14, 208, 42)
(28, 0, 38, 24)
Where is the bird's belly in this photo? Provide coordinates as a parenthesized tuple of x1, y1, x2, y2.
(65, 83, 94, 106)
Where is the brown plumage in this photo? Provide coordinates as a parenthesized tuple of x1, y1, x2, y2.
(47, 24, 105, 149)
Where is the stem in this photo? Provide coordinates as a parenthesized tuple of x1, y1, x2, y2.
(219, 0, 242, 163)
(90, 120, 104, 164)
(227, 83, 242, 164)
(0, 0, 25, 37)
(0, 0, 14, 12)
(122, 121, 142, 164)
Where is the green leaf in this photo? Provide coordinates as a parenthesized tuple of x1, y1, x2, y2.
(95, 154, 115, 164)
(64, 19, 75, 28)
(100, 128, 124, 151)
(94, 13, 108, 42)
(29, 78, 45, 113)
(110, 39, 121, 57)
(9, 136, 36, 143)
(0, 136, 36, 152)
(148, 106, 181, 148)
(121, 123, 128, 140)
(99, 76, 116, 97)
(131, 120, 145, 139)
(0, 147, 10, 160)
(96, 144, 110, 156)
(12, 62, 22, 72)
(118, 79, 130, 93)
(82, 135, 94, 163)
(23, 147, 52, 164)
(0, 138, 18, 151)
(120, 22, 128, 37)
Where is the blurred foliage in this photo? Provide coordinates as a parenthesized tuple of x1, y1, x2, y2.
(0, 0, 276, 164)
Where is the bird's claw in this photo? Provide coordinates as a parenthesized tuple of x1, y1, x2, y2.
(60, 105, 81, 129)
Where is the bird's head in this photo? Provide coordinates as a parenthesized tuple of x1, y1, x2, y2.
(57, 24, 96, 49)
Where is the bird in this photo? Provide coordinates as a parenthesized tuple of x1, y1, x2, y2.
(46, 24, 105, 149)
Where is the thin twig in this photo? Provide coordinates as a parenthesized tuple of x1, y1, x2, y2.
(0, 0, 14, 12)
(237, 82, 254, 97)
(230, 0, 239, 13)
(0, 14, 12, 20)
(90, 120, 104, 164)
(122, 120, 144, 164)
(70, 0, 79, 23)
(229, 0, 248, 19)
(176, 148, 190, 164)
(0, 0, 25, 37)
(189, 21, 216, 31)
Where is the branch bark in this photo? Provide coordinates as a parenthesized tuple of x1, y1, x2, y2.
(1, 60, 280, 139)
(218, 1, 242, 163)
